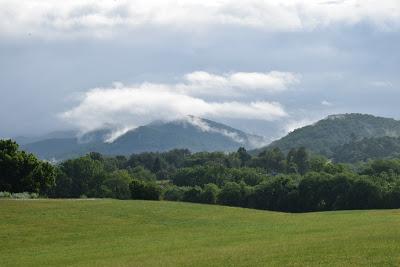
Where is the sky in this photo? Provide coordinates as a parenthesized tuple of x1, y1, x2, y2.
(0, 0, 399, 141)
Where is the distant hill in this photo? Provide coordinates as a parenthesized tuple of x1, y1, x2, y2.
(258, 113, 400, 160)
(13, 130, 77, 145)
(21, 117, 266, 160)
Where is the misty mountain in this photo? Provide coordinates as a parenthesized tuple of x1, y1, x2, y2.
(21, 117, 266, 160)
(13, 130, 77, 145)
(258, 113, 400, 160)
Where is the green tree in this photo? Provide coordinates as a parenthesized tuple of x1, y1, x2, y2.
(237, 147, 251, 167)
(294, 147, 310, 175)
(163, 185, 187, 201)
(0, 139, 55, 194)
(101, 170, 133, 199)
(58, 155, 105, 197)
(218, 182, 243, 206)
(182, 186, 203, 202)
(200, 183, 220, 204)
(130, 179, 161, 200)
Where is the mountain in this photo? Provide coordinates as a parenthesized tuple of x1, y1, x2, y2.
(21, 117, 266, 160)
(13, 130, 77, 145)
(259, 113, 400, 159)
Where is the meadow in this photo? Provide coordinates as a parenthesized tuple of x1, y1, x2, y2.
(1, 199, 400, 266)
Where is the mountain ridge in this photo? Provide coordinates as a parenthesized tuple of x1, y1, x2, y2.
(21, 117, 266, 160)
(257, 113, 400, 161)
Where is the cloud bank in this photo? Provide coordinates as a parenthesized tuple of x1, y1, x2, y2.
(1, 0, 399, 39)
(61, 71, 294, 135)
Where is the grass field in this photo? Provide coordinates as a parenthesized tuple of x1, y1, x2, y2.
(1, 200, 400, 266)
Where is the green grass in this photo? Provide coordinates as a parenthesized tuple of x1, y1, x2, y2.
(1, 200, 400, 266)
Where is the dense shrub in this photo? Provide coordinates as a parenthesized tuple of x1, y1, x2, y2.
(182, 186, 203, 203)
(130, 179, 161, 200)
(199, 183, 220, 204)
(218, 182, 250, 207)
(163, 186, 188, 201)
(101, 170, 133, 199)
(252, 176, 298, 211)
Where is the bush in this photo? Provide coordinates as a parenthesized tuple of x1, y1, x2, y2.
(130, 179, 161, 200)
(218, 182, 249, 207)
(101, 170, 133, 199)
(252, 176, 297, 211)
(163, 186, 187, 201)
(182, 186, 203, 203)
(200, 183, 220, 204)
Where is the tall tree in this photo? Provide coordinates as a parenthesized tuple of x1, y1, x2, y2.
(0, 139, 55, 194)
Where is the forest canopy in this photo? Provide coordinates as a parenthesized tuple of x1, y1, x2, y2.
(2, 139, 400, 212)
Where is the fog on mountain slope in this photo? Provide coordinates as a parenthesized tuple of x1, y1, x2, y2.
(21, 117, 266, 160)
(20, 113, 400, 163)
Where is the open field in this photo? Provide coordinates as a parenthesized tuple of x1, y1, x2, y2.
(1, 200, 400, 266)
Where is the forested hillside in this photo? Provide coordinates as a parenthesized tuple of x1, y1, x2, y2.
(333, 136, 400, 163)
(260, 113, 400, 160)
(22, 117, 264, 160)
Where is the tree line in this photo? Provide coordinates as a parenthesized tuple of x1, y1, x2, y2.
(2, 139, 400, 212)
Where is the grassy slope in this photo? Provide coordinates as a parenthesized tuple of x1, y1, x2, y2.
(1, 200, 400, 267)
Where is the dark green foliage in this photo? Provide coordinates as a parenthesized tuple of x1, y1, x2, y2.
(333, 136, 400, 163)
(251, 147, 286, 173)
(229, 168, 266, 186)
(183, 151, 240, 168)
(297, 173, 352, 211)
(171, 165, 228, 187)
(56, 155, 106, 198)
(285, 147, 310, 175)
(7, 138, 400, 213)
(0, 139, 55, 194)
(346, 178, 382, 209)
(130, 179, 161, 200)
(237, 147, 251, 166)
(163, 186, 187, 201)
(361, 159, 400, 176)
(251, 176, 298, 211)
(128, 166, 156, 181)
(200, 183, 220, 204)
(182, 186, 203, 203)
(101, 170, 133, 199)
(218, 182, 250, 207)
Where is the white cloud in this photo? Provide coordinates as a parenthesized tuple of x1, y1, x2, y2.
(1, 0, 399, 39)
(184, 116, 269, 148)
(371, 81, 393, 87)
(61, 71, 290, 136)
(283, 118, 317, 133)
(321, 100, 333, 106)
(180, 71, 299, 97)
(185, 116, 246, 143)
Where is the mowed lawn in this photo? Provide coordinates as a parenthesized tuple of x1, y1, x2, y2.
(1, 200, 400, 266)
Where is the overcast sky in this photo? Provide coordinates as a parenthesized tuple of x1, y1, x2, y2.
(0, 0, 399, 140)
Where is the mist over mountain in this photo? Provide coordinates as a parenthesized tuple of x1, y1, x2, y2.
(21, 117, 266, 160)
(18, 113, 400, 163)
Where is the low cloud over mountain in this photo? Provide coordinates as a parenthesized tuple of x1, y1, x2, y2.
(61, 71, 293, 139)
